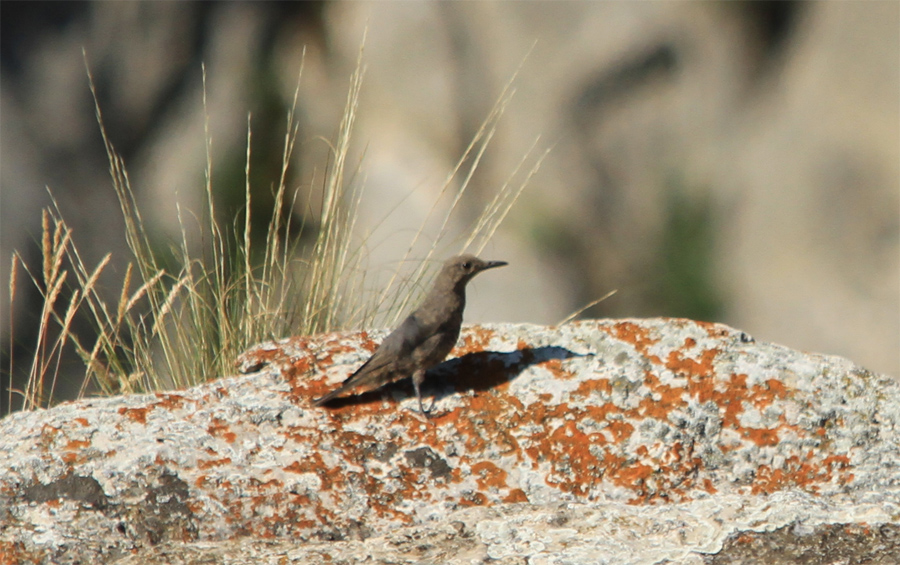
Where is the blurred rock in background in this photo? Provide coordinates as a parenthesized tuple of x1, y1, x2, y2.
(2, 1, 897, 410)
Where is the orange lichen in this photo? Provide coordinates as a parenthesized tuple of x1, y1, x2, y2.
(823, 454, 851, 469)
(456, 327, 496, 355)
(749, 379, 790, 409)
(574, 378, 612, 398)
(743, 427, 780, 447)
(502, 488, 529, 503)
(616, 462, 654, 488)
(471, 461, 509, 490)
(457, 491, 489, 507)
(533, 414, 610, 497)
(153, 393, 189, 410)
(357, 331, 379, 352)
(445, 393, 522, 455)
(117, 406, 148, 424)
(208, 418, 237, 443)
(65, 439, 90, 450)
(666, 348, 717, 379)
(541, 358, 577, 380)
(749, 450, 853, 495)
(198, 457, 232, 470)
(638, 372, 686, 419)
(606, 321, 662, 364)
(289, 355, 314, 378)
(697, 321, 732, 339)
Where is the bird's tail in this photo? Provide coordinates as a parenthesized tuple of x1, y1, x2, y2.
(311, 386, 345, 407)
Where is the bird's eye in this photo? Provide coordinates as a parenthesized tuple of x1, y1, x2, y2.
(462, 261, 472, 269)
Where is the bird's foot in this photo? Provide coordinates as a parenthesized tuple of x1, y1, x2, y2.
(416, 396, 436, 418)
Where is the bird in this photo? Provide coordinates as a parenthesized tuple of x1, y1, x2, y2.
(312, 255, 507, 415)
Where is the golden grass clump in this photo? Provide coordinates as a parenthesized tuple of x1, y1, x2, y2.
(4, 41, 548, 413)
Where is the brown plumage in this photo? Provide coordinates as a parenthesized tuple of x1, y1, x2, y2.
(312, 255, 507, 415)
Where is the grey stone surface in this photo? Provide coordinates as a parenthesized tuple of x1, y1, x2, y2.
(1, 319, 898, 563)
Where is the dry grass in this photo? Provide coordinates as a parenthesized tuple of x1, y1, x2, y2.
(4, 41, 547, 413)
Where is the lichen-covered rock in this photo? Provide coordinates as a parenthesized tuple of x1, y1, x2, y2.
(1, 318, 898, 564)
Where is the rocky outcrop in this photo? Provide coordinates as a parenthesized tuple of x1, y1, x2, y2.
(1, 318, 898, 563)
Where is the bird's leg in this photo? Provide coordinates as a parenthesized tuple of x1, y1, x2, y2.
(412, 369, 430, 416)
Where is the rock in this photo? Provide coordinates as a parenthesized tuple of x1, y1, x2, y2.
(1, 318, 898, 564)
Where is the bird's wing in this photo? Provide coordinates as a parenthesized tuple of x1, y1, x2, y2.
(311, 315, 428, 405)
(379, 314, 429, 356)
(344, 314, 427, 377)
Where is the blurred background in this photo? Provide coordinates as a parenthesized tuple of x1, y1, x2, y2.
(2, 1, 898, 409)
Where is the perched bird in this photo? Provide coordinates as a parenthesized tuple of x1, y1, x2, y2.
(312, 255, 507, 415)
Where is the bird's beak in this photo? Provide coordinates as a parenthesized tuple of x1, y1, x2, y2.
(483, 260, 508, 270)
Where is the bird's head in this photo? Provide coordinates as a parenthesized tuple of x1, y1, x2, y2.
(443, 254, 507, 287)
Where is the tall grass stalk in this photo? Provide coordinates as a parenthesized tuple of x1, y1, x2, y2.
(374, 63, 549, 327)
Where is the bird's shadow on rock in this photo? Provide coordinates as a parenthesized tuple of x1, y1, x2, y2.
(328, 346, 591, 409)
(435, 346, 591, 395)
